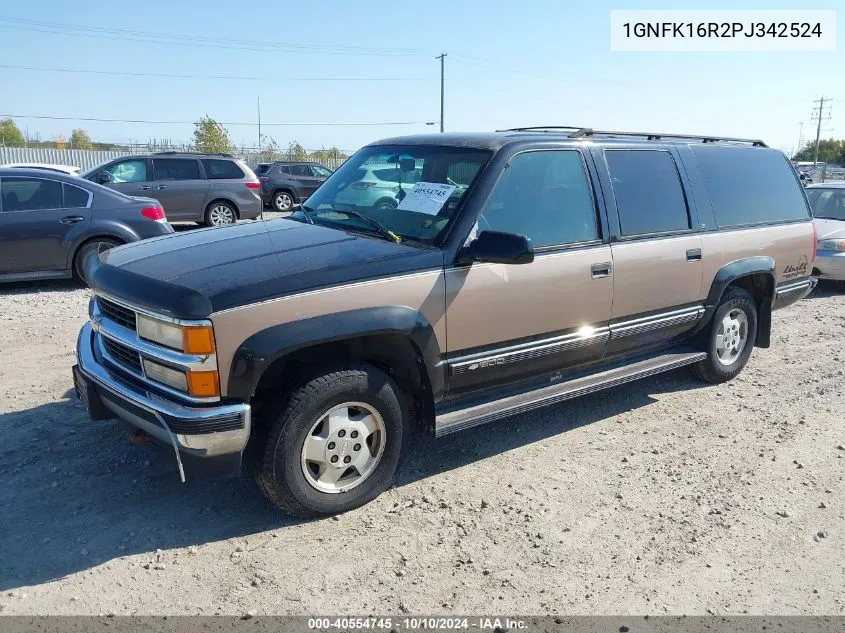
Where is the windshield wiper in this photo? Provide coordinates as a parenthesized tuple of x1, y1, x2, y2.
(335, 208, 402, 243)
(298, 204, 316, 224)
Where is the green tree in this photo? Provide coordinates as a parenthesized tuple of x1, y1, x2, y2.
(192, 116, 234, 153)
(70, 128, 93, 150)
(258, 134, 282, 162)
(287, 140, 307, 161)
(792, 138, 845, 164)
(0, 118, 25, 147)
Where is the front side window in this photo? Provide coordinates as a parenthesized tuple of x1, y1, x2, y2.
(477, 150, 598, 248)
(605, 150, 690, 236)
(312, 165, 333, 178)
(153, 158, 201, 181)
(1, 177, 63, 211)
(805, 188, 845, 221)
(295, 145, 492, 243)
(105, 159, 148, 183)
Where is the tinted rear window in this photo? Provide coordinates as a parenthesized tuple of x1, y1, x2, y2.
(691, 146, 810, 227)
(254, 164, 270, 175)
(605, 150, 690, 236)
(153, 158, 201, 181)
(202, 159, 245, 179)
(63, 183, 90, 208)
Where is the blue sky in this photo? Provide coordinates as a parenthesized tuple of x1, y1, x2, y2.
(0, 0, 841, 154)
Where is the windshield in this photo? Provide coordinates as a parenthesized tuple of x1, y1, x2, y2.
(294, 145, 492, 243)
(806, 188, 845, 221)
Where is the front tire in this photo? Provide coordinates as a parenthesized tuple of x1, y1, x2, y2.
(273, 190, 294, 212)
(691, 288, 757, 384)
(257, 363, 408, 517)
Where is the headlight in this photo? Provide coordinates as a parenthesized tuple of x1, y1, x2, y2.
(136, 314, 216, 354)
(142, 358, 188, 391)
(817, 239, 845, 252)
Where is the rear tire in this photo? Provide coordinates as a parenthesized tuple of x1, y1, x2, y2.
(257, 363, 408, 517)
(73, 238, 121, 285)
(204, 201, 237, 227)
(691, 288, 757, 384)
(273, 190, 294, 212)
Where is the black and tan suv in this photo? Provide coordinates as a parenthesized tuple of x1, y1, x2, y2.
(73, 127, 816, 516)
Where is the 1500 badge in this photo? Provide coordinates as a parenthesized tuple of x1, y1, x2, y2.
(782, 255, 808, 280)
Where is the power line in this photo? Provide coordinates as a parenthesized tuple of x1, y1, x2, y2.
(2, 114, 437, 127)
(810, 96, 833, 164)
(0, 64, 432, 82)
(0, 16, 432, 57)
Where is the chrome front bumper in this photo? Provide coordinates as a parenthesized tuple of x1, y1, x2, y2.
(74, 322, 250, 459)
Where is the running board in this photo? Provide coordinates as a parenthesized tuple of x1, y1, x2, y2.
(434, 351, 707, 437)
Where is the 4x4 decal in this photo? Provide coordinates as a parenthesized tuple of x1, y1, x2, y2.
(782, 255, 808, 280)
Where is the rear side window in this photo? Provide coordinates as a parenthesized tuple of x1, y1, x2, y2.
(691, 146, 810, 227)
(202, 159, 245, 179)
(605, 150, 690, 236)
(289, 165, 312, 177)
(63, 183, 90, 208)
(1, 177, 63, 211)
(153, 158, 201, 181)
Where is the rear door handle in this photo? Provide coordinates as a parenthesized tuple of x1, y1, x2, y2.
(60, 216, 85, 224)
(155, 185, 167, 190)
(591, 262, 612, 279)
(137, 185, 152, 191)
(686, 248, 702, 262)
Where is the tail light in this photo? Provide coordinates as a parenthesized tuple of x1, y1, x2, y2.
(812, 221, 818, 263)
(351, 182, 377, 190)
(141, 206, 166, 222)
(244, 181, 260, 189)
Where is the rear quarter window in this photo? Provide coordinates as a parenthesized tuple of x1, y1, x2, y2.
(202, 159, 245, 179)
(690, 146, 810, 228)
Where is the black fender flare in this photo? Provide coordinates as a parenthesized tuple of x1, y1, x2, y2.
(226, 306, 444, 401)
(694, 256, 776, 347)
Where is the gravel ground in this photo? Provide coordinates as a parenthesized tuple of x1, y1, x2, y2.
(0, 272, 843, 616)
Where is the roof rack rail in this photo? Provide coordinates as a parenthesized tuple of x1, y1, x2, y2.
(152, 150, 235, 157)
(498, 126, 767, 147)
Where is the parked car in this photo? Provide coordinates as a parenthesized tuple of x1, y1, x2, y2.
(74, 128, 815, 517)
(258, 161, 333, 211)
(0, 162, 81, 176)
(805, 182, 845, 283)
(0, 167, 173, 284)
(80, 152, 262, 227)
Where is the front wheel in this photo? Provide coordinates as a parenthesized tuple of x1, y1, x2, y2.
(691, 288, 758, 384)
(257, 364, 408, 517)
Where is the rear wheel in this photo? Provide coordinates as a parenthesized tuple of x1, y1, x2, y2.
(257, 363, 408, 517)
(273, 190, 294, 212)
(73, 238, 121, 284)
(205, 201, 237, 227)
(691, 288, 757, 384)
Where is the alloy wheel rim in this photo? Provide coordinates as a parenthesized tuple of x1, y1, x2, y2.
(300, 402, 386, 494)
(210, 206, 235, 225)
(275, 193, 292, 210)
(715, 308, 748, 366)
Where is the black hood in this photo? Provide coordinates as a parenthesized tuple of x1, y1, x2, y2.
(91, 219, 442, 319)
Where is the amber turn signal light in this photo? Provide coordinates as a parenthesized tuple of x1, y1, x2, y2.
(182, 325, 216, 355)
(186, 370, 220, 398)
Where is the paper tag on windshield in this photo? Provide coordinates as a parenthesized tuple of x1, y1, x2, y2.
(396, 182, 456, 215)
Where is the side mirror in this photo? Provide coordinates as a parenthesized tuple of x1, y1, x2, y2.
(98, 172, 112, 184)
(464, 230, 534, 265)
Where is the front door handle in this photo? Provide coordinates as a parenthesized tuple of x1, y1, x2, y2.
(155, 184, 167, 190)
(686, 248, 702, 262)
(591, 262, 612, 279)
(60, 216, 85, 224)
(137, 185, 152, 191)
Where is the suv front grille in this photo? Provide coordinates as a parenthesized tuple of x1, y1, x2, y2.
(98, 297, 137, 331)
(102, 336, 143, 374)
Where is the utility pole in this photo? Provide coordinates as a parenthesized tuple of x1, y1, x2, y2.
(257, 96, 262, 153)
(810, 96, 832, 165)
(435, 52, 447, 133)
(797, 121, 804, 152)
